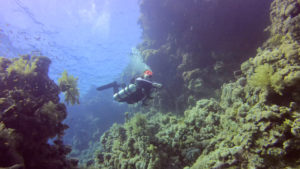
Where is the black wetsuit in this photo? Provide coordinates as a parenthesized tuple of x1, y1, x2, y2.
(118, 77, 160, 104)
(97, 76, 161, 105)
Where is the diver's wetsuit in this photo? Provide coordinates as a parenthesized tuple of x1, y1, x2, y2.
(115, 77, 161, 105)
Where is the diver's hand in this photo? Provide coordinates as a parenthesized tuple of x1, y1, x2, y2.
(153, 82, 162, 88)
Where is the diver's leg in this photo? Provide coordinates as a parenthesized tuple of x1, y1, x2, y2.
(120, 83, 126, 88)
(114, 83, 126, 93)
(97, 81, 119, 91)
(112, 81, 120, 94)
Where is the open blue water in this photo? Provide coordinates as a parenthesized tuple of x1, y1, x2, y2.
(0, 0, 141, 94)
(0, 0, 141, 160)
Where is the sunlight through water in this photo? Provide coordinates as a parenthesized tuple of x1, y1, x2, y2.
(0, 0, 141, 94)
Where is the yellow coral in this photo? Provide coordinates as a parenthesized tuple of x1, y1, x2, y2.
(6, 55, 37, 76)
(249, 64, 274, 90)
(125, 113, 147, 136)
(147, 144, 157, 153)
(40, 101, 65, 122)
(249, 64, 286, 95)
(267, 34, 283, 46)
(270, 71, 284, 95)
(58, 70, 80, 105)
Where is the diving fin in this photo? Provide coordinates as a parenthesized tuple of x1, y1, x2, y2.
(96, 81, 119, 91)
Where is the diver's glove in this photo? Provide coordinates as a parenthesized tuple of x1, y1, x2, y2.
(152, 82, 162, 88)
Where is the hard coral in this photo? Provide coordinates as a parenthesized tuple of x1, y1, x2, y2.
(93, 0, 300, 169)
(0, 122, 22, 168)
(6, 55, 37, 76)
(0, 55, 78, 169)
(137, 0, 272, 113)
(248, 64, 275, 92)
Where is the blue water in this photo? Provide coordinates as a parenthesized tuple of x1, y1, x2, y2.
(0, 0, 141, 94)
(0, 0, 141, 160)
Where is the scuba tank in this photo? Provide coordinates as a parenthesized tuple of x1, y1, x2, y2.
(113, 84, 137, 101)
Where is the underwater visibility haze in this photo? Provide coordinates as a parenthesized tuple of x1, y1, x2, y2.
(0, 0, 142, 92)
(1, 0, 300, 169)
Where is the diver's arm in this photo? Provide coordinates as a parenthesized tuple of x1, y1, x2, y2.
(135, 77, 152, 85)
(152, 82, 162, 88)
(135, 77, 162, 88)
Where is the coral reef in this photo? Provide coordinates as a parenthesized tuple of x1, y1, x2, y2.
(91, 0, 300, 168)
(137, 0, 272, 113)
(0, 55, 78, 169)
(64, 88, 126, 166)
(6, 55, 38, 76)
(58, 70, 80, 105)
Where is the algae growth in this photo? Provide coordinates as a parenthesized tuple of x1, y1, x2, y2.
(86, 0, 300, 168)
(58, 70, 80, 105)
(1, 0, 300, 169)
(0, 55, 79, 169)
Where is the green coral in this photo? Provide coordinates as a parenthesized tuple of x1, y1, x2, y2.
(291, 115, 300, 138)
(89, 0, 300, 168)
(267, 33, 284, 47)
(58, 70, 80, 105)
(249, 64, 274, 90)
(125, 113, 148, 137)
(6, 55, 38, 76)
(40, 101, 66, 130)
(249, 64, 285, 95)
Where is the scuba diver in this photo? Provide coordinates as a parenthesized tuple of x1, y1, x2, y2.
(96, 70, 162, 106)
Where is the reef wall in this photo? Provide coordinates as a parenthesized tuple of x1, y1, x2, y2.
(138, 0, 272, 113)
(92, 0, 300, 168)
(0, 55, 78, 169)
(64, 88, 127, 166)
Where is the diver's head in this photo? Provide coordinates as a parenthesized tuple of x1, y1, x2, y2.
(143, 70, 153, 79)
